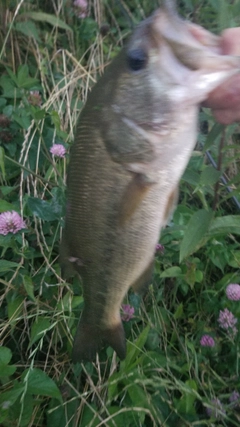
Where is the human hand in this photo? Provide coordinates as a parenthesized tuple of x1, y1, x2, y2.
(204, 28, 240, 124)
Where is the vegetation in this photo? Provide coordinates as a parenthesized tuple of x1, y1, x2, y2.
(1, 0, 240, 425)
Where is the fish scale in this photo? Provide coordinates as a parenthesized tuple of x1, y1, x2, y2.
(61, 0, 240, 362)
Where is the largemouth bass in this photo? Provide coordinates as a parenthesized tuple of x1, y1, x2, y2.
(61, 0, 240, 362)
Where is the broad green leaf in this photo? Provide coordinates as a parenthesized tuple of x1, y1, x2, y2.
(30, 318, 51, 346)
(160, 266, 182, 278)
(0, 260, 20, 272)
(56, 292, 83, 312)
(12, 111, 31, 129)
(0, 186, 16, 196)
(72, 404, 100, 427)
(228, 251, 240, 268)
(133, 324, 150, 352)
(142, 352, 167, 368)
(177, 379, 198, 415)
(50, 111, 61, 131)
(22, 368, 62, 402)
(46, 405, 65, 427)
(3, 104, 13, 116)
(33, 109, 46, 120)
(11, 64, 39, 89)
(145, 329, 160, 351)
(123, 325, 150, 367)
(14, 21, 40, 42)
(106, 404, 144, 427)
(195, 269, 203, 282)
(72, 296, 84, 309)
(186, 379, 198, 392)
(108, 369, 126, 401)
(7, 296, 24, 324)
(21, 12, 72, 32)
(0, 147, 5, 179)
(0, 347, 12, 364)
(27, 197, 59, 221)
(180, 210, 213, 262)
(0, 385, 24, 406)
(199, 166, 221, 186)
(23, 275, 36, 302)
(207, 215, 240, 237)
(17, 65, 29, 87)
(0, 199, 17, 213)
(203, 122, 223, 151)
(5, 68, 18, 86)
(0, 364, 17, 377)
(127, 383, 149, 411)
(51, 186, 66, 217)
(0, 75, 22, 98)
(19, 77, 40, 90)
(0, 97, 7, 108)
(0, 411, 8, 424)
(47, 399, 80, 427)
(128, 293, 141, 310)
(17, 394, 33, 427)
(0, 233, 14, 248)
(174, 303, 183, 320)
(182, 168, 200, 186)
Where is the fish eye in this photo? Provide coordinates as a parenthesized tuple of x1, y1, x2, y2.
(126, 48, 148, 71)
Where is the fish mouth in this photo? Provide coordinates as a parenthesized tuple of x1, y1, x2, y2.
(154, 5, 240, 73)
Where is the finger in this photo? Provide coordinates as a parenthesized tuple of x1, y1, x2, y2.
(186, 22, 220, 52)
(213, 108, 240, 125)
(203, 74, 240, 110)
(220, 28, 240, 55)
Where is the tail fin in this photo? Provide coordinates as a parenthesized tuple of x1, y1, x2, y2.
(72, 317, 126, 363)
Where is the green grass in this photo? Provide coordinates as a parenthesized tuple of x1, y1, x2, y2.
(1, 0, 240, 426)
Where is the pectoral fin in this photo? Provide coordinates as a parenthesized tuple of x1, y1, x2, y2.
(119, 173, 154, 226)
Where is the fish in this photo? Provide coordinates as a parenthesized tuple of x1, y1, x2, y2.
(61, 0, 240, 362)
